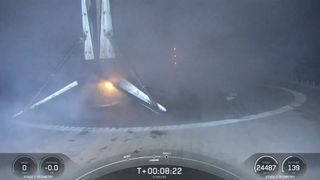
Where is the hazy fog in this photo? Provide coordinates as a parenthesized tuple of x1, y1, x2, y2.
(1, 0, 320, 115)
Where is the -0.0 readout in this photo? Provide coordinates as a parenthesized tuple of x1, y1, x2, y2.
(41, 156, 64, 177)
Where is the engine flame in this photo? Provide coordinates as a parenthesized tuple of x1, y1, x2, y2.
(99, 80, 116, 94)
(104, 81, 115, 90)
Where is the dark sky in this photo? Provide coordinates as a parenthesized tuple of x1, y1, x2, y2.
(1, 0, 320, 111)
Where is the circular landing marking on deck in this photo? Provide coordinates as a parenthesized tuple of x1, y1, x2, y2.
(15, 86, 307, 133)
(74, 155, 245, 180)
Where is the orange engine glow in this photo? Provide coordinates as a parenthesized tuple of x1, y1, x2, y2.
(104, 81, 115, 90)
(99, 80, 116, 94)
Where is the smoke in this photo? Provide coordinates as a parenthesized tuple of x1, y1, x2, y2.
(0, 1, 320, 179)
(0, 0, 319, 109)
(0, 0, 319, 126)
(111, 0, 320, 95)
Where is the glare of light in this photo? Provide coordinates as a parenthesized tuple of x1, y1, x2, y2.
(99, 80, 116, 94)
(104, 81, 115, 91)
(174, 61, 177, 65)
